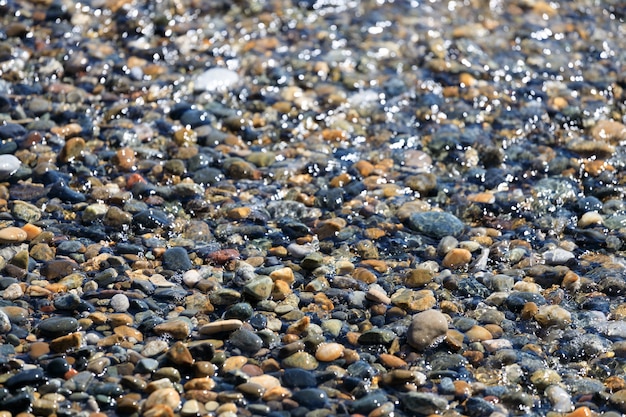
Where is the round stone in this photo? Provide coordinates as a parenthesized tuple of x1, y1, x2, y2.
(110, 294, 130, 312)
(315, 343, 344, 362)
(282, 352, 319, 370)
(407, 309, 448, 351)
(193, 67, 240, 92)
(0, 154, 21, 179)
(161, 247, 192, 271)
(442, 248, 472, 269)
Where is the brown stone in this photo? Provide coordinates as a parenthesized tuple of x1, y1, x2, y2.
(167, 341, 194, 366)
(114, 147, 137, 171)
(405, 268, 434, 287)
(0, 226, 27, 244)
(50, 332, 82, 353)
(442, 248, 472, 269)
(378, 353, 407, 369)
(315, 343, 344, 362)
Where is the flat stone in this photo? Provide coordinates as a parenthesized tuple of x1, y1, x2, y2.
(407, 212, 465, 238)
(199, 319, 243, 335)
(0, 227, 27, 244)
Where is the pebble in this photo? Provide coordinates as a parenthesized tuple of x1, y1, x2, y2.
(110, 293, 130, 312)
(282, 352, 319, 370)
(161, 247, 192, 271)
(407, 212, 465, 238)
(0, 227, 27, 244)
(407, 309, 449, 351)
(442, 248, 472, 268)
(315, 342, 344, 362)
(543, 248, 575, 265)
(0, 154, 20, 179)
(193, 67, 240, 92)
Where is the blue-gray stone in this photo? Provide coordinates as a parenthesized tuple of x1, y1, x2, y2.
(133, 209, 171, 230)
(229, 328, 263, 354)
(281, 368, 317, 388)
(161, 247, 192, 271)
(350, 391, 389, 414)
(292, 388, 328, 409)
(37, 317, 79, 338)
(401, 392, 448, 416)
(407, 212, 465, 238)
(5, 368, 46, 390)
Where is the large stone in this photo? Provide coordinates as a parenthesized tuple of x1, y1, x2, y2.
(407, 309, 448, 351)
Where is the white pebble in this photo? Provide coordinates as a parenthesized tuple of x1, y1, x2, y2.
(2, 283, 23, 300)
(182, 269, 201, 287)
(542, 248, 575, 265)
(110, 293, 130, 312)
(578, 211, 603, 227)
(0, 154, 21, 179)
(546, 385, 573, 413)
(194, 67, 239, 92)
(0, 309, 10, 333)
(84, 332, 102, 345)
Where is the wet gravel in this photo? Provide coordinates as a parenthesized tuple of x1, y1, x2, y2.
(0, 0, 626, 416)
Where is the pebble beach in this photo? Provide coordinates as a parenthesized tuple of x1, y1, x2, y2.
(1, 0, 626, 416)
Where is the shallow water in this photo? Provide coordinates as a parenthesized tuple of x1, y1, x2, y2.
(1, 0, 626, 416)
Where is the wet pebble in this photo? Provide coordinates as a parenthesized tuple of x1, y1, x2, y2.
(407, 309, 448, 351)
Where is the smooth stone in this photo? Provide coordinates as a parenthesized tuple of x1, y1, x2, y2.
(315, 342, 344, 362)
(2, 282, 23, 301)
(142, 340, 169, 357)
(401, 392, 449, 416)
(407, 309, 448, 351)
(0, 309, 10, 332)
(229, 328, 263, 353)
(12, 201, 41, 223)
(49, 182, 86, 203)
(0, 154, 21, 179)
(357, 328, 397, 345)
(530, 369, 562, 390)
(154, 319, 192, 339)
(543, 248, 575, 265)
(167, 341, 194, 366)
(280, 368, 317, 389)
(534, 305, 572, 328)
(5, 368, 46, 389)
(350, 392, 390, 414)
(442, 248, 472, 268)
(282, 351, 319, 370)
(407, 212, 465, 238)
(546, 384, 573, 412)
(199, 319, 243, 335)
(37, 317, 80, 338)
(610, 389, 626, 413)
(133, 209, 172, 230)
(162, 247, 192, 271)
(194, 67, 240, 92)
(110, 294, 130, 312)
(0, 227, 27, 244)
(243, 276, 273, 301)
(224, 303, 254, 321)
(292, 388, 328, 409)
(135, 358, 160, 373)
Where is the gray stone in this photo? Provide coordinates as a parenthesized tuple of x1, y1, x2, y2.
(407, 309, 448, 351)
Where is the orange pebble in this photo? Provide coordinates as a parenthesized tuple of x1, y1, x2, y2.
(64, 368, 79, 379)
(566, 406, 593, 417)
(22, 223, 42, 240)
(126, 173, 146, 189)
